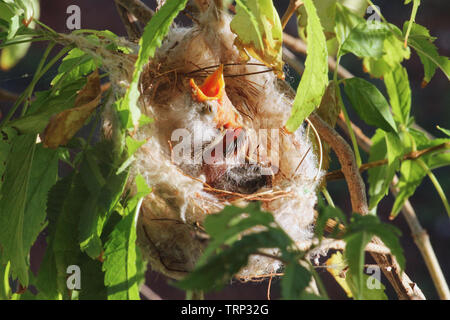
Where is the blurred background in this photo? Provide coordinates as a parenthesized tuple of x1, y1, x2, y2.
(1, 0, 448, 299)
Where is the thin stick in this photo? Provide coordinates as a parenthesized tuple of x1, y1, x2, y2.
(326, 142, 450, 181)
(114, 0, 154, 25)
(305, 117, 323, 181)
(115, 0, 143, 40)
(140, 285, 163, 300)
(283, 33, 354, 79)
(314, 239, 392, 256)
(0, 88, 19, 102)
(281, 0, 303, 30)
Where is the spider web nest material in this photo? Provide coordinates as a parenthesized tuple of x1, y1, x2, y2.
(101, 7, 324, 281)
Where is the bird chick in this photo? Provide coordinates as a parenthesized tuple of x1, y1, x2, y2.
(189, 65, 272, 194)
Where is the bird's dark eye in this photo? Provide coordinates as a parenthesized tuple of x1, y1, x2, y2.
(203, 103, 214, 114)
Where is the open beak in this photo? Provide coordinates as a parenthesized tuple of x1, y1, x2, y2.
(190, 64, 225, 103)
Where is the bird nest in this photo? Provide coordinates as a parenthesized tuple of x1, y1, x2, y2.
(102, 10, 324, 281)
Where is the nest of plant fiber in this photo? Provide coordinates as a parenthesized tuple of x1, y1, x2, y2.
(109, 8, 324, 280)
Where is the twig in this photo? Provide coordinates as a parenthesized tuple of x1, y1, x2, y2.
(314, 239, 392, 256)
(281, 0, 303, 30)
(140, 284, 163, 300)
(283, 33, 354, 79)
(115, 0, 154, 25)
(114, 0, 143, 41)
(0, 88, 19, 102)
(283, 47, 304, 75)
(326, 142, 450, 181)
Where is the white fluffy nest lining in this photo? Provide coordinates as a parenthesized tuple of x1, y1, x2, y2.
(116, 13, 324, 280)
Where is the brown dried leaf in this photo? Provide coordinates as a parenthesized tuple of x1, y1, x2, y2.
(43, 70, 101, 149)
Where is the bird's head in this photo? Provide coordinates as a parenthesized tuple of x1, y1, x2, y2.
(189, 64, 241, 130)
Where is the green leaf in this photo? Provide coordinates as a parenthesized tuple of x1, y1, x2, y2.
(199, 203, 276, 265)
(390, 129, 450, 217)
(102, 174, 149, 300)
(0, 0, 40, 70)
(0, 134, 36, 286)
(281, 263, 311, 300)
(102, 202, 146, 300)
(285, 0, 328, 132)
(384, 65, 411, 125)
(177, 229, 292, 292)
(437, 126, 450, 138)
(338, 0, 367, 16)
(52, 173, 87, 296)
(119, 0, 187, 130)
(0, 127, 19, 180)
(343, 77, 397, 133)
(348, 215, 404, 268)
(297, 0, 336, 40)
(7, 79, 86, 134)
(328, 251, 387, 300)
(0, 261, 12, 300)
(334, 3, 364, 45)
(23, 145, 59, 257)
(404, 22, 450, 84)
(344, 229, 370, 299)
(78, 143, 130, 259)
(362, 26, 410, 78)
(341, 22, 389, 59)
(230, 0, 283, 77)
(35, 177, 74, 299)
(78, 254, 107, 300)
(345, 214, 403, 299)
(1, 41, 31, 70)
(51, 48, 100, 86)
(368, 130, 394, 209)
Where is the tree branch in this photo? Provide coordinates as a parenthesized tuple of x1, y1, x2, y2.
(309, 113, 368, 214)
(309, 113, 425, 300)
(336, 118, 450, 300)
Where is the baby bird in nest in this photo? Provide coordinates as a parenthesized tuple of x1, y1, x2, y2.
(189, 65, 272, 194)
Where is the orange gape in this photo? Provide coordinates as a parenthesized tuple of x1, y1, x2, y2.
(189, 64, 240, 129)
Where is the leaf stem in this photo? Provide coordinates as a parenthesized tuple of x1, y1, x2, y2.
(21, 42, 56, 115)
(322, 187, 335, 208)
(0, 45, 73, 129)
(332, 52, 362, 167)
(403, 0, 421, 48)
(307, 261, 329, 299)
(417, 159, 450, 217)
(326, 142, 450, 181)
(337, 83, 362, 168)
